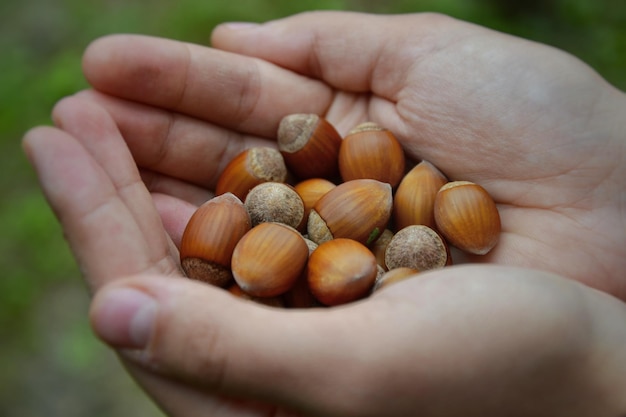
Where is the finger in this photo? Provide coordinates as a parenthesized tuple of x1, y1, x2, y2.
(211, 12, 431, 96)
(151, 193, 197, 249)
(76, 90, 272, 189)
(23, 127, 178, 291)
(50, 95, 177, 274)
(210, 12, 534, 179)
(210, 12, 472, 166)
(140, 169, 213, 207)
(82, 34, 334, 137)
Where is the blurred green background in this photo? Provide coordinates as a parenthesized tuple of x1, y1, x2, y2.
(1, 0, 624, 415)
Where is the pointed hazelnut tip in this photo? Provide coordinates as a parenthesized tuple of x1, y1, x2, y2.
(348, 121, 386, 135)
(214, 192, 244, 204)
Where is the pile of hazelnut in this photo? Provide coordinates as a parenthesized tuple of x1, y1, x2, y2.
(180, 114, 501, 307)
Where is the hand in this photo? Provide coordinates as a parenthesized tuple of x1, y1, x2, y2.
(23, 11, 626, 417)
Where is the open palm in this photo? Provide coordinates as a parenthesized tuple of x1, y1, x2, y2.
(24, 11, 626, 417)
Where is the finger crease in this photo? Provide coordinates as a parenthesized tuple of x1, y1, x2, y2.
(171, 44, 193, 112)
(233, 62, 262, 130)
(150, 111, 178, 170)
(308, 32, 325, 80)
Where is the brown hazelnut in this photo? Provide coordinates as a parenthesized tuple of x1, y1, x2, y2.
(231, 222, 309, 297)
(277, 114, 342, 180)
(338, 122, 406, 187)
(215, 147, 287, 200)
(434, 181, 501, 255)
(180, 193, 251, 286)
(307, 238, 378, 306)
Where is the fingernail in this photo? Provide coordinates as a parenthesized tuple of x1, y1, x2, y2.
(221, 21, 260, 30)
(91, 287, 157, 349)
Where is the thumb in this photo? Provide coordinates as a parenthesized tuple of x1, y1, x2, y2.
(89, 274, 371, 415)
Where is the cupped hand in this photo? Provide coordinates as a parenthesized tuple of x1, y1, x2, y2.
(77, 11, 626, 297)
(23, 11, 626, 417)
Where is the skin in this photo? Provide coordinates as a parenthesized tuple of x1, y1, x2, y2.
(22, 11, 626, 417)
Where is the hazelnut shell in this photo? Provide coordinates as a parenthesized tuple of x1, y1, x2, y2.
(338, 122, 406, 187)
(307, 238, 378, 306)
(277, 114, 342, 180)
(434, 181, 501, 255)
(231, 222, 309, 297)
(385, 225, 448, 271)
(307, 179, 392, 245)
(393, 160, 448, 230)
(215, 147, 287, 201)
(180, 193, 251, 286)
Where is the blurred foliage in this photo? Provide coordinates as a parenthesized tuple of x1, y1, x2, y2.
(0, 0, 624, 416)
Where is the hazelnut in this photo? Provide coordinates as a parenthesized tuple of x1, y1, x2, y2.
(231, 222, 309, 297)
(307, 238, 378, 306)
(434, 181, 501, 255)
(277, 114, 342, 180)
(369, 228, 394, 270)
(373, 267, 420, 292)
(227, 283, 285, 308)
(293, 178, 336, 230)
(338, 122, 406, 187)
(283, 237, 321, 308)
(307, 179, 392, 245)
(385, 225, 448, 271)
(215, 147, 287, 200)
(393, 160, 448, 230)
(180, 193, 251, 286)
(244, 182, 304, 228)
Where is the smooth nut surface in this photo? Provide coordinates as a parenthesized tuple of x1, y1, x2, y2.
(373, 267, 420, 292)
(393, 160, 448, 230)
(277, 114, 342, 179)
(434, 181, 501, 255)
(307, 238, 378, 306)
(231, 222, 309, 297)
(308, 179, 392, 245)
(294, 178, 336, 229)
(215, 147, 287, 200)
(339, 122, 406, 187)
(180, 193, 251, 286)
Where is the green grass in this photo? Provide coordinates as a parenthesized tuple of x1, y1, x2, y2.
(1, 0, 624, 415)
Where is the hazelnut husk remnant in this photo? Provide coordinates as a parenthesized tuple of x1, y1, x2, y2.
(245, 182, 304, 228)
(215, 147, 287, 201)
(385, 225, 448, 271)
(278, 114, 342, 179)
